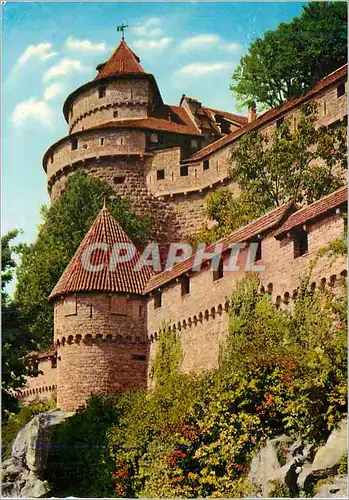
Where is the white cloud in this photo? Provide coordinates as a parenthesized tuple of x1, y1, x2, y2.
(180, 34, 220, 50)
(43, 83, 64, 101)
(43, 58, 87, 82)
(179, 63, 228, 76)
(11, 98, 53, 128)
(133, 37, 172, 51)
(65, 36, 107, 53)
(179, 34, 241, 53)
(16, 43, 57, 66)
(132, 18, 162, 38)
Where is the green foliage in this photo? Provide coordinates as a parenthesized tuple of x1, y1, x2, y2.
(14, 172, 152, 349)
(269, 479, 290, 498)
(338, 454, 348, 475)
(44, 394, 120, 497)
(1, 230, 39, 418)
(1, 399, 55, 459)
(231, 2, 348, 108)
(190, 105, 346, 243)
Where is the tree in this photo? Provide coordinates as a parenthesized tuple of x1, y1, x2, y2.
(2, 230, 38, 417)
(191, 103, 347, 242)
(231, 2, 347, 108)
(15, 172, 152, 349)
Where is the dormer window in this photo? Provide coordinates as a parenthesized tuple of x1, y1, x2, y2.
(191, 139, 198, 149)
(98, 86, 106, 98)
(293, 228, 308, 258)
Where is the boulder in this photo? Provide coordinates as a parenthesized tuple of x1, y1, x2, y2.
(1, 409, 72, 498)
(314, 474, 348, 498)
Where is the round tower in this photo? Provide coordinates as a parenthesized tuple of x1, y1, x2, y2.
(49, 206, 153, 411)
(42, 36, 203, 244)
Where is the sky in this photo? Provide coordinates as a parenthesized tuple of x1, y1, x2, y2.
(2, 1, 307, 251)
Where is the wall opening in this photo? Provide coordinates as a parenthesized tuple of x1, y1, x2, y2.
(154, 290, 162, 309)
(180, 165, 189, 177)
(213, 260, 224, 281)
(293, 229, 308, 258)
(157, 169, 165, 180)
(71, 137, 78, 150)
(337, 82, 345, 98)
(98, 86, 106, 98)
(203, 159, 210, 171)
(181, 276, 190, 295)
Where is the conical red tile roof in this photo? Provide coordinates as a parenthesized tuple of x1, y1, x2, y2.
(95, 40, 146, 79)
(49, 206, 154, 300)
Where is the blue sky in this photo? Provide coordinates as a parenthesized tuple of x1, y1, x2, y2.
(2, 1, 307, 249)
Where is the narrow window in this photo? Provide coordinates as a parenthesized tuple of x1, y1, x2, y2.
(191, 139, 198, 148)
(203, 159, 210, 171)
(157, 169, 165, 180)
(181, 276, 190, 296)
(154, 290, 162, 309)
(213, 260, 224, 281)
(150, 133, 158, 143)
(180, 165, 189, 177)
(71, 137, 78, 150)
(293, 229, 308, 258)
(100, 138, 104, 146)
(113, 110, 118, 118)
(132, 354, 146, 361)
(323, 101, 327, 115)
(255, 241, 262, 261)
(337, 82, 345, 98)
(50, 154, 54, 164)
(98, 86, 106, 98)
(51, 357, 57, 369)
(194, 169, 198, 178)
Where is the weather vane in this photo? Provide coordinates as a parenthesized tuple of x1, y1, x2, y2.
(117, 23, 129, 41)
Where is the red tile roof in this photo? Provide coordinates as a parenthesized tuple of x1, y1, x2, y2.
(95, 105, 202, 136)
(49, 206, 154, 300)
(184, 64, 348, 163)
(95, 40, 146, 79)
(144, 200, 296, 293)
(274, 186, 348, 238)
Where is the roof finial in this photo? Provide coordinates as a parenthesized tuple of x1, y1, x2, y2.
(117, 23, 129, 41)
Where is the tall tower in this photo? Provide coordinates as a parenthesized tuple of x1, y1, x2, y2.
(42, 37, 204, 244)
(49, 205, 153, 411)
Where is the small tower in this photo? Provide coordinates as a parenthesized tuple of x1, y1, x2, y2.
(49, 205, 153, 411)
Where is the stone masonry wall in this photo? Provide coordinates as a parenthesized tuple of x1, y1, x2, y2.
(146, 212, 347, 382)
(54, 292, 149, 411)
(69, 78, 150, 133)
(17, 356, 57, 404)
(49, 157, 182, 244)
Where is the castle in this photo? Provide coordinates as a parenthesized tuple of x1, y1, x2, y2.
(18, 38, 348, 411)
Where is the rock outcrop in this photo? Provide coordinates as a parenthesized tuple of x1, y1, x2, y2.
(1, 409, 72, 498)
(247, 418, 348, 498)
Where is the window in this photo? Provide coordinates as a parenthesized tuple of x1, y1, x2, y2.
(180, 165, 189, 177)
(100, 138, 104, 146)
(150, 133, 159, 143)
(154, 290, 162, 309)
(203, 159, 210, 171)
(113, 110, 118, 118)
(213, 260, 224, 281)
(51, 357, 57, 369)
(157, 169, 165, 180)
(98, 86, 106, 98)
(254, 241, 262, 261)
(50, 154, 54, 164)
(114, 176, 125, 184)
(71, 137, 78, 150)
(293, 229, 308, 258)
(276, 117, 284, 128)
(181, 276, 190, 296)
(191, 139, 198, 149)
(337, 82, 345, 98)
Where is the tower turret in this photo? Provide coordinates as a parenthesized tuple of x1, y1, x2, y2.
(50, 205, 153, 411)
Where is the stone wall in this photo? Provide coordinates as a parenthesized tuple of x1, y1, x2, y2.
(17, 356, 57, 404)
(146, 211, 347, 381)
(49, 157, 182, 244)
(54, 292, 149, 411)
